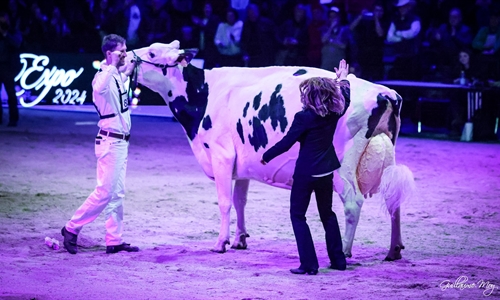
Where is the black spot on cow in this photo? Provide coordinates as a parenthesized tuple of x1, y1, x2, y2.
(202, 115, 212, 130)
(365, 93, 401, 145)
(248, 119, 252, 126)
(268, 84, 288, 133)
(168, 90, 173, 97)
(258, 104, 269, 122)
(243, 102, 250, 118)
(236, 119, 245, 144)
(253, 92, 262, 110)
(293, 69, 307, 76)
(169, 65, 209, 141)
(248, 116, 268, 151)
(204, 143, 209, 148)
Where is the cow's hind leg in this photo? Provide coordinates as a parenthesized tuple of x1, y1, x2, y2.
(380, 164, 415, 261)
(385, 207, 404, 261)
(231, 179, 250, 250)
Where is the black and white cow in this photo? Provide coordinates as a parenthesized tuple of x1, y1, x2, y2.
(122, 41, 415, 260)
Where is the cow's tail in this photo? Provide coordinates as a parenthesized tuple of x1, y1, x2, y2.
(379, 164, 416, 217)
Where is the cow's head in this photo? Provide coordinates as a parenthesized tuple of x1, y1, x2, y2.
(123, 40, 199, 103)
(124, 41, 208, 141)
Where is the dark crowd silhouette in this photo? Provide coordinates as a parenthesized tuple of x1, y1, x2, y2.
(1, 0, 500, 84)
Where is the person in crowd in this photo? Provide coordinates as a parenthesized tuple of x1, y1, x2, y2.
(214, 7, 243, 67)
(274, 3, 309, 66)
(307, 4, 327, 68)
(192, 2, 221, 69)
(46, 6, 72, 52)
(261, 59, 351, 275)
(426, 7, 473, 70)
(139, 0, 172, 46)
(0, 11, 22, 127)
(179, 24, 199, 50)
(350, 1, 387, 80)
(23, 2, 48, 52)
(111, 0, 142, 49)
(472, 6, 500, 80)
(240, 3, 275, 67)
(320, 6, 356, 73)
(61, 34, 140, 255)
(386, 0, 421, 80)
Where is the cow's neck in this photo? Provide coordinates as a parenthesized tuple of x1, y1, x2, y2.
(169, 65, 209, 141)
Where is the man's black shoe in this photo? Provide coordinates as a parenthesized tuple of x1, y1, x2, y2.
(61, 227, 78, 254)
(106, 243, 140, 254)
(290, 268, 318, 275)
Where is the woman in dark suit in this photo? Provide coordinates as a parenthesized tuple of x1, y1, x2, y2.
(261, 60, 351, 275)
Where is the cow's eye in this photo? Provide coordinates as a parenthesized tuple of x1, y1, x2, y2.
(149, 52, 155, 59)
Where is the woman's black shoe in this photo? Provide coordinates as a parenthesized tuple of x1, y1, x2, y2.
(290, 268, 318, 275)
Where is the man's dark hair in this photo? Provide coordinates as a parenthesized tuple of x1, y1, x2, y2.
(101, 34, 126, 56)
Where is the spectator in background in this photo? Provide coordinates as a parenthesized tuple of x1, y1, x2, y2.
(214, 8, 243, 67)
(240, 3, 275, 67)
(168, 0, 194, 39)
(307, 4, 327, 68)
(444, 49, 487, 137)
(386, 0, 421, 80)
(426, 7, 473, 72)
(320, 6, 356, 73)
(472, 7, 500, 56)
(446, 49, 487, 85)
(192, 2, 221, 69)
(275, 3, 308, 66)
(474, 0, 493, 32)
(139, 0, 171, 46)
(179, 24, 199, 50)
(350, 1, 387, 80)
(24, 2, 48, 52)
(46, 6, 72, 52)
(112, 0, 142, 48)
(0, 11, 22, 127)
(6, 0, 29, 35)
(92, 0, 115, 40)
(472, 7, 500, 80)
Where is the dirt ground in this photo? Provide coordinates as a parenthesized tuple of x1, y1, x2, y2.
(0, 108, 499, 300)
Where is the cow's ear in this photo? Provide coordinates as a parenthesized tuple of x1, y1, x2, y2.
(176, 48, 198, 64)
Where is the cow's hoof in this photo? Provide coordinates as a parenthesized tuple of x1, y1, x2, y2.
(211, 240, 229, 253)
(231, 233, 250, 250)
(384, 245, 404, 261)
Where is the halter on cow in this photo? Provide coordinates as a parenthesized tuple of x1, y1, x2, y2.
(121, 41, 416, 261)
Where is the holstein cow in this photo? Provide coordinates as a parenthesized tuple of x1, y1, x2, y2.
(122, 41, 415, 261)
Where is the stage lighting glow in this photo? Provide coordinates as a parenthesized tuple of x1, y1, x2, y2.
(134, 87, 141, 97)
(92, 60, 101, 70)
(132, 97, 139, 105)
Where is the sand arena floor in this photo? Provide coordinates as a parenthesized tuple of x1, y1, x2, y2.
(0, 108, 499, 300)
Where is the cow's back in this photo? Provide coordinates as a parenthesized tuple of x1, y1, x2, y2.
(198, 67, 399, 188)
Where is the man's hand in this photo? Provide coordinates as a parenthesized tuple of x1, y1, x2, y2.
(334, 59, 349, 80)
(108, 50, 122, 68)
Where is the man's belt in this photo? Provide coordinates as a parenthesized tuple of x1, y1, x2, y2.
(99, 129, 130, 141)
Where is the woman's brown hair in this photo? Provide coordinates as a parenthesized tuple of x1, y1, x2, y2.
(299, 77, 348, 117)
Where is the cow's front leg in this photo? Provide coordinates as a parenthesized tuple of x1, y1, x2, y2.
(231, 179, 250, 250)
(340, 189, 365, 258)
(211, 159, 234, 253)
(385, 207, 404, 261)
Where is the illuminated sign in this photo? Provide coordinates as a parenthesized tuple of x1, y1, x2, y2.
(14, 52, 101, 107)
(12, 52, 165, 107)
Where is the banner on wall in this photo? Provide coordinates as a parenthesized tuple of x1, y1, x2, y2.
(12, 52, 166, 107)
